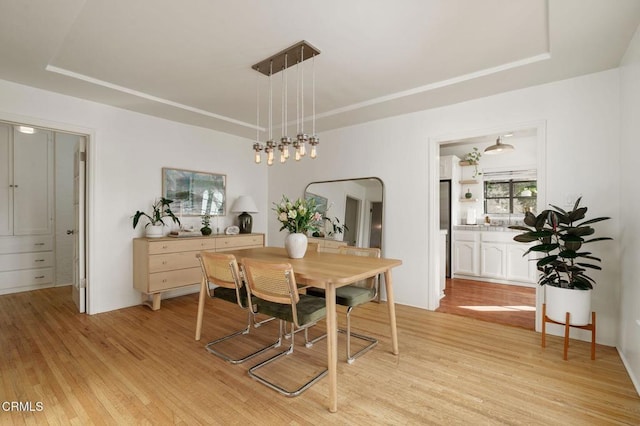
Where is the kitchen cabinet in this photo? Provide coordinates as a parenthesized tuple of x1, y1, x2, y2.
(453, 229, 536, 285)
(480, 242, 506, 278)
(0, 123, 54, 294)
(453, 231, 479, 276)
(439, 155, 459, 180)
(133, 233, 264, 310)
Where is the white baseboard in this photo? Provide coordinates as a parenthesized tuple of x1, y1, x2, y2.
(617, 346, 640, 397)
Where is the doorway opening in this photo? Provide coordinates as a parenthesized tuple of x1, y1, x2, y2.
(0, 118, 89, 313)
(344, 196, 360, 246)
(428, 121, 546, 331)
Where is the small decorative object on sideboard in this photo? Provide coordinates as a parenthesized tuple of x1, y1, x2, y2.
(200, 214, 212, 236)
(132, 197, 181, 238)
(225, 226, 239, 235)
(509, 197, 612, 359)
(465, 189, 473, 199)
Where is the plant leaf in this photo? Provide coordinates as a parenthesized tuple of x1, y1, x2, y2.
(529, 243, 560, 252)
(577, 216, 611, 226)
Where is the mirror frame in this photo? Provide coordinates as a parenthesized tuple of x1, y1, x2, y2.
(304, 177, 384, 251)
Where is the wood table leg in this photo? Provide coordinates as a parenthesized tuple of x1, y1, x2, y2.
(325, 284, 338, 413)
(384, 270, 399, 355)
(195, 278, 207, 341)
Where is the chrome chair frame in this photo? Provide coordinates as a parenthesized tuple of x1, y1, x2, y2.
(306, 246, 380, 364)
(242, 258, 328, 397)
(197, 252, 279, 364)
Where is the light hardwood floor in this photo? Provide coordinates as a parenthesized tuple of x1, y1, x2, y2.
(1, 287, 639, 425)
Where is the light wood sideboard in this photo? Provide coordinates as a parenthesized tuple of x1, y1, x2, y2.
(133, 233, 264, 310)
(307, 237, 348, 253)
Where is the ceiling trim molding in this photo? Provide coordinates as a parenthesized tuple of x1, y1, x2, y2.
(316, 53, 552, 120)
(45, 65, 262, 131)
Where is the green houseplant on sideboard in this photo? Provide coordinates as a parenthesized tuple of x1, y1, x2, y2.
(200, 214, 212, 236)
(509, 197, 612, 325)
(132, 197, 181, 238)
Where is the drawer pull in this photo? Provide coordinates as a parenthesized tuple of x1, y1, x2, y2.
(162, 245, 168, 249)
(35, 275, 45, 279)
(162, 261, 167, 265)
(162, 279, 167, 283)
(34, 243, 45, 246)
(35, 259, 45, 262)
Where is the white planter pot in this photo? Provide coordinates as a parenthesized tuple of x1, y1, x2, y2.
(284, 233, 308, 259)
(146, 224, 164, 238)
(545, 285, 592, 326)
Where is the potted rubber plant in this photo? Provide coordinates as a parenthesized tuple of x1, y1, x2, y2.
(132, 197, 181, 238)
(509, 197, 612, 325)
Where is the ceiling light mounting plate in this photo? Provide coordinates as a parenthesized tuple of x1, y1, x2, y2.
(252, 41, 321, 76)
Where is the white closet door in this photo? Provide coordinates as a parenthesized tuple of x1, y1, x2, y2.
(13, 128, 54, 235)
(0, 123, 12, 236)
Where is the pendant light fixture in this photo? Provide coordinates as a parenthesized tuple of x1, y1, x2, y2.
(484, 135, 515, 155)
(252, 41, 320, 165)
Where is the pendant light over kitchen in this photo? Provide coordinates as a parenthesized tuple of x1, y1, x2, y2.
(484, 135, 514, 155)
(251, 41, 321, 165)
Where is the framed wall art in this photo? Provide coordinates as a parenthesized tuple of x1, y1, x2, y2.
(162, 167, 226, 216)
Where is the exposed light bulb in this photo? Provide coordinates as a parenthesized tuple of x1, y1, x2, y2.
(267, 156, 274, 166)
(284, 146, 289, 159)
(254, 152, 261, 164)
(310, 145, 317, 159)
(295, 150, 301, 161)
(299, 143, 306, 156)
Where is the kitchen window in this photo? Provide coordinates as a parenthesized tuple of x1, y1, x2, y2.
(484, 180, 537, 214)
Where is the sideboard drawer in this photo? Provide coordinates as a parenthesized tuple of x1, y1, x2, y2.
(148, 267, 202, 292)
(148, 251, 201, 273)
(148, 238, 217, 255)
(216, 235, 264, 251)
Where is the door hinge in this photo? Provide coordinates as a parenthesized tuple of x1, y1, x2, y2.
(80, 278, 87, 288)
(80, 151, 86, 162)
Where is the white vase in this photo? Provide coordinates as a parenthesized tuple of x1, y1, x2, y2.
(285, 233, 308, 259)
(146, 224, 164, 238)
(545, 285, 592, 326)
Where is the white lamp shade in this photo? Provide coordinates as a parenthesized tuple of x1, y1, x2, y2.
(231, 195, 258, 213)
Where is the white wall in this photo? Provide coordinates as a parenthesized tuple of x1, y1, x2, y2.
(619, 24, 640, 393)
(0, 78, 266, 314)
(268, 69, 621, 346)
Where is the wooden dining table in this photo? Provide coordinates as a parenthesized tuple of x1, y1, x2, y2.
(194, 246, 402, 413)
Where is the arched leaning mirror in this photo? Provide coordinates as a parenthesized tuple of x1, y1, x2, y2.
(304, 177, 383, 250)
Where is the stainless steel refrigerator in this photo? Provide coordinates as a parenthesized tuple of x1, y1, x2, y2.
(439, 180, 451, 277)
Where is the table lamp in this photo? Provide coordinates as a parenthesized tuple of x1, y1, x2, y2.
(231, 195, 258, 234)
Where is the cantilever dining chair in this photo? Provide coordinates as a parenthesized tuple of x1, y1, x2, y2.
(197, 252, 278, 364)
(241, 258, 327, 397)
(306, 246, 381, 364)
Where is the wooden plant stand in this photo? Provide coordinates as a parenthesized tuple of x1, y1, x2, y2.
(541, 303, 596, 360)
